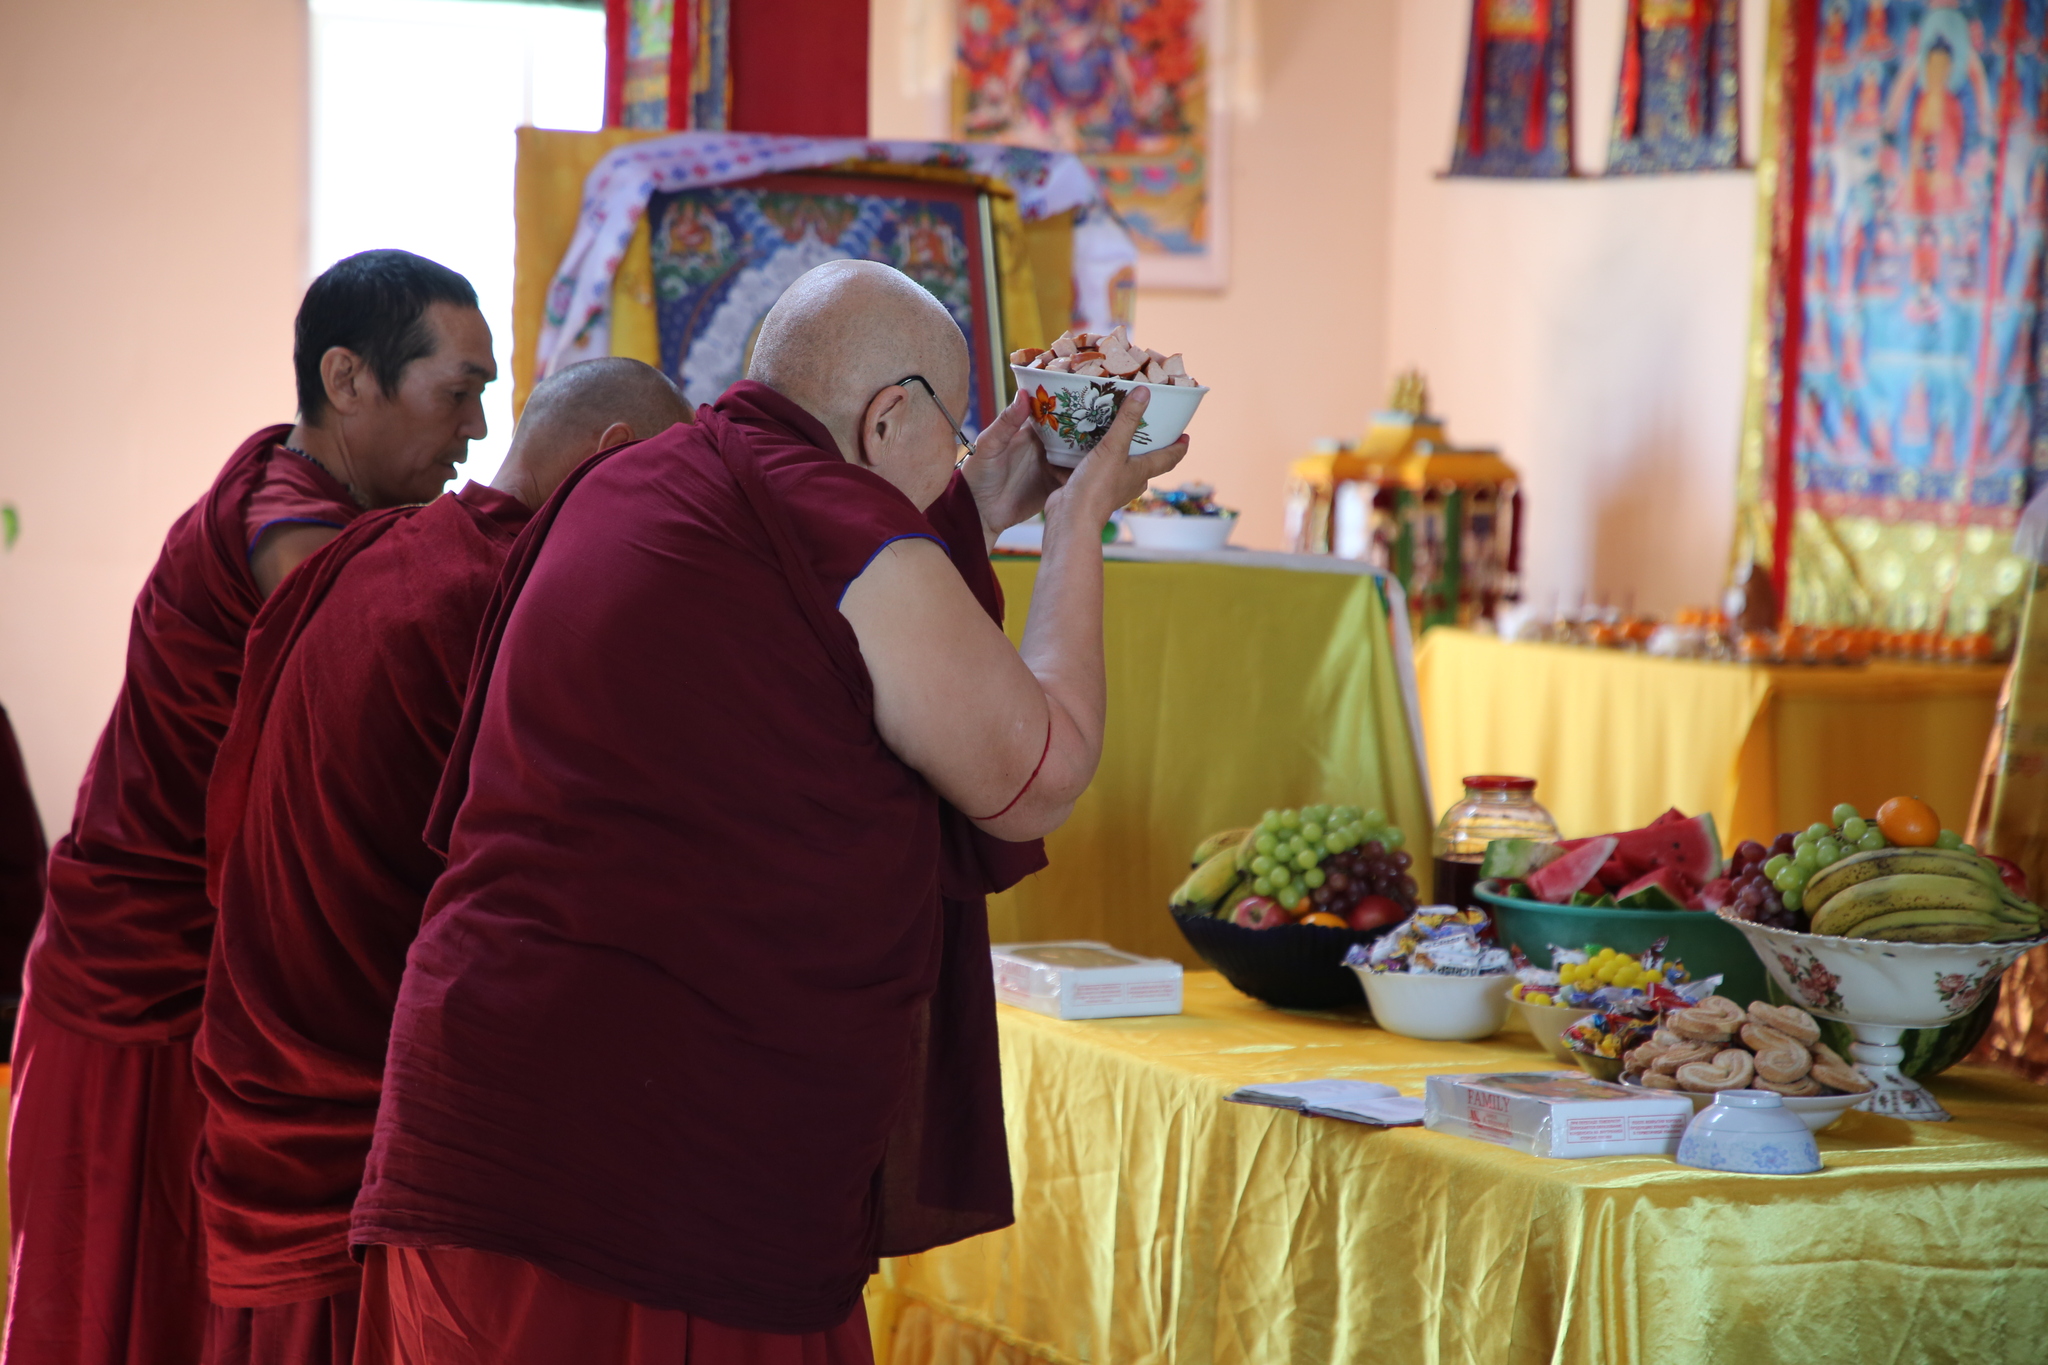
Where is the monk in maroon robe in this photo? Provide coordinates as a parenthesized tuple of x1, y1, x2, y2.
(5, 250, 497, 1365)
(351, 260, 1188, 1361)
(0, 703, 47, 1048)
(189, 359, 688, 1365)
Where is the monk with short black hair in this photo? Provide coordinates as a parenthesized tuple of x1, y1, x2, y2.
(194, 358, 687, 1365)
(6, 248, 494, 1365)
(351, 260, 1186, 1362)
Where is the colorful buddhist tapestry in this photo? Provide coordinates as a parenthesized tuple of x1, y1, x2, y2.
(606, 0, 729, 130)
(956, 0, 1218, 288)
(649, 174, 1004, 428)
(1449, 0, 1576, 177)
(1607, 0, 1743, 173)
(1738, 0, 2048, 643)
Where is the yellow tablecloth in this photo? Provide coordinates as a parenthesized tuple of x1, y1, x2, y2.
(986, 556, 1430, 963)
(868, 974, 2048, 1365)
(1416, 629, 2003, 845)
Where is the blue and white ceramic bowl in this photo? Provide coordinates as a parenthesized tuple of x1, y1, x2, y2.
(1675, 1089, 1823, 1174)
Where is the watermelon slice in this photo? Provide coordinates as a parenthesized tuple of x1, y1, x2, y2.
(1479, 839, 1565, 880)
(1616, 866, 1693, 910)
(1610, 812, 1722, 882)
(1595, 856, 1634, 891)
(1526, 837, 1617, 903)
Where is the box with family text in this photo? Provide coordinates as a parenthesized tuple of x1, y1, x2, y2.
(991, 942, 1183, 1020)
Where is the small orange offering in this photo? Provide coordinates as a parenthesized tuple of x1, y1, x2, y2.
(1876, 795, 1941, 847)
(1298, 911, 1349, 929)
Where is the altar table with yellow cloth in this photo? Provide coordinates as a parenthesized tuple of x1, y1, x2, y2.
(866, 974, 2048, 1365)
(1416, 629, 2004, 847)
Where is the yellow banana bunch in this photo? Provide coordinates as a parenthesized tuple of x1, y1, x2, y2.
(1189, 827, 1251, 869)
(1169, 846, 1245, 916)
(1804, 848, 2045, 944)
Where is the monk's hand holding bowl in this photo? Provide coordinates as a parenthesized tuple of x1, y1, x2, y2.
(959, 388, 1066, 548)
(1043, 385, 1191, 543)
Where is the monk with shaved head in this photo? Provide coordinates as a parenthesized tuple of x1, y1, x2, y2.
(350, 260, 1187, 1361)
(193, 358, 687, 1365)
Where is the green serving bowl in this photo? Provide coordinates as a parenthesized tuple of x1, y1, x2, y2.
(1472, 880, 1772, 1006)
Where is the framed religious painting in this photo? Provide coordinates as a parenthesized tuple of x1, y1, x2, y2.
(955, 0, 1228, 290)
(646, 172, 1010, 431)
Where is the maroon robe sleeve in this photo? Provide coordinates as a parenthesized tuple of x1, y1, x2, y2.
(0, 702, 48, 1008)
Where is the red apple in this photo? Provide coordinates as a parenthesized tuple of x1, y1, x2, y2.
(1986, 855, 2030, 899)
(1346, 895, 1406, 932)
(1231, 895, 1291, 930)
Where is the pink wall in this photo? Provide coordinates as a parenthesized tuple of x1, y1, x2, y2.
(0, 0, 310, 830)
(1383, 0, 1767, 619)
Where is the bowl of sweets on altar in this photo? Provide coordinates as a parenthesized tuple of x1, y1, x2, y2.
(1012, 327, 1207, 468)
(1505, 942, 1705, 1072)
(1471, 808, 1772, 1005)
(1168, 805, 1418, 1009)
(1122, 483, 1237, 551)
(1345, 907, 1514, 1041)
(1615, 994, 1873, 1133)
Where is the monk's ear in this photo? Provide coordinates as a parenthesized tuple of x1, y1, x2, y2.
(595, 421, 634, 453)
(320, 347, 370, 418)
(858, 386, 908, 469)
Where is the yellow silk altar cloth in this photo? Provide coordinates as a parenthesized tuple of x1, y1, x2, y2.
(986, 554, 1431, 963)
(1417, 629, 2002, 846)
(866, 974, 2048, 1365)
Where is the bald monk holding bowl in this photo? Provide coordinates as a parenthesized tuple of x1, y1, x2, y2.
(194, 359, 688, 1365)
(350, 260, 1188, 1360)
(6, 249, 493, 1365)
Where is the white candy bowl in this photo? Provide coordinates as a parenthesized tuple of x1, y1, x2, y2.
(1717, 911, 2048, 1121)
(1123, 513, 1236, 551)
(1619, 1077, 1868, 1134)
(1352, 969, 1512, 1041)
(1012, 366, 1208, 468)
(1675, 1090, 1823, 1174)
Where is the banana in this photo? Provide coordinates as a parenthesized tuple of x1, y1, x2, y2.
(1804, 847, 2004, 914)
(1807, 872, 2007, 938)
(1190, 827, 1251, 869)
(1169, 847, 1244, 915)
(1215, 880, 1255, 923)
(1853, 909, 2039, 944)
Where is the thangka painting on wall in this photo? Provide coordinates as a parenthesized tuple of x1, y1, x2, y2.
(609, 0, 729, 130)
(956, 0, 1224, 289)
(1737, 0, 2048, 644)
(1448, 0, 1576, 177)
(648, 173, 1006, 429)
(1607, 0, 1743, 173)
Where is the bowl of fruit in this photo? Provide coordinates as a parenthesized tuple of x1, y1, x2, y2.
(1169, 804, 1418, 1009)
(1717, 797, 2048, 1121)
(1472, 809, 1772, 1004)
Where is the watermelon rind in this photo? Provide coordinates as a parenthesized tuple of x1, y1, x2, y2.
(1617, 883, 1685, 910)
(1616, 866, 1692, 910)
(1773, 978, 2001, 1079)
(1527, 837, 1619, 903)
(1480, 839, 1565, 881)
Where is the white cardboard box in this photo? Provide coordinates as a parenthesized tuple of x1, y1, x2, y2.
(992, 942, 1183, 1020)
(1423, 1072, 1693, 1158)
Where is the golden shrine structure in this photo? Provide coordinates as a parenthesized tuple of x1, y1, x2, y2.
(1284, 372, 1523, 630)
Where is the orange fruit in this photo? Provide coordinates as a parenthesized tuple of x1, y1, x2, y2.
(1299, 911, 1348, 929)
(1876, 795, 1941, 847)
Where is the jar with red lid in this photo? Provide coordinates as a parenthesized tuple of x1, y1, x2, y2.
(1433, 776, 1560, 910)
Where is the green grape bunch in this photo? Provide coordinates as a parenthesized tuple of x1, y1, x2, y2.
(1245, 803, 1404, 914)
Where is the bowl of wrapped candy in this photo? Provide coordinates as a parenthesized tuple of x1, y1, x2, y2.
(1122, 483, 1237, 551)
(1012, 327, 1207, 468)
(1346, 908, 1514, 1041)
(1507, 941, 1722, 1081)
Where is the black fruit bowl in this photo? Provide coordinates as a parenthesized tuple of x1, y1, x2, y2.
(1171, 909, 1392, 1010)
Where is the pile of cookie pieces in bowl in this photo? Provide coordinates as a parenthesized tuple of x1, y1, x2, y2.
(1623, 996, 1874, 1097)
(1013, 326, 1202, 387)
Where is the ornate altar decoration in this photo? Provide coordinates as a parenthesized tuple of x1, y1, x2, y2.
(1284, 373, 1523, 631)
(1737, 0, 2048, 648)
(955, 0, 1223, 291)
(1449, 0, 1577, 178)
(1606, 0, 1743, 174)
(603, 0, 861, 136)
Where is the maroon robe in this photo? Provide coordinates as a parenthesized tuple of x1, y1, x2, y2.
(0, 703, 49, 1034)
(5, 429, 358, 1365)
(193, 484, 530, 1360)
(353, 383, 1041, 1344)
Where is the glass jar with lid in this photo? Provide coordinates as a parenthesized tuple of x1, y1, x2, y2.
(1433, 776, 1560, 909)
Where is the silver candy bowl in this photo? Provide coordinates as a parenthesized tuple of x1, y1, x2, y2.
(1716, 911, 2047, 1122)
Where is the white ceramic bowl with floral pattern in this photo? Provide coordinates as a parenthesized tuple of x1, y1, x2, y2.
(1714, 911, 2045, 1028)
(1012, 366, 1208, 468)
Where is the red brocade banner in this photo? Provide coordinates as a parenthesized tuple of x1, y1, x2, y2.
(1608, 0, 1743, 174)
(1449, 0, 1576, 177)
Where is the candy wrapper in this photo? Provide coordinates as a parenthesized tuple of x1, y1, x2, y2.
(1344, 907, 1511, 976)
